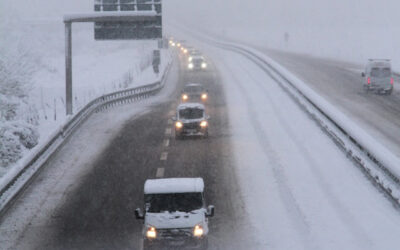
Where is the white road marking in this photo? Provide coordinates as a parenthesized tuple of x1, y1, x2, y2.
(156, 168, 165, 178)
(160, 152, 168, 161)
(165, 128, 172, 135)
(139, 239, 144, 250)
(164, 139, 170, 147)
(168, 119, 173, 125)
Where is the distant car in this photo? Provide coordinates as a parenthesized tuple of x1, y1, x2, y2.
(173, 103, 210, 139)
(135, 178, 214, 250)
(361, 59, 394, 94)
(181, 83, 208, 102)
(187, 56, 208, 71)
(188, 50, 202, 62)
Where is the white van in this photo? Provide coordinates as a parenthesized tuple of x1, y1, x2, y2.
(361, 59, 394, 94)
(135, 178, 214, 249)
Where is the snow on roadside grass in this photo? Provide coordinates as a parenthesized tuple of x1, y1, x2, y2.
(0, 18, 169, 177)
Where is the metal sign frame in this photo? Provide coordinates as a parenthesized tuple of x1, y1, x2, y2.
(63, 12, 158, 115)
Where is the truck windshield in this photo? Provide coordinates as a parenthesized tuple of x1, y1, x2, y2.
(179, 108, 204, 119)
(145, 193, 203, 213)
(371, 67, 391, 77)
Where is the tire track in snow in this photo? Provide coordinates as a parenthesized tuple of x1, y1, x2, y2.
(219, 53, 318, 250)
(235, 55, 375, 248)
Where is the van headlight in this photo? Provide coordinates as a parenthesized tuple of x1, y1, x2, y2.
(193, 225, 204, 237)
(146, 226, 157, 239)
(201, 93, 208, 100)
(200, 121, 208, 128)
(175, 121, 183, 129)
(201, 62, 207, 69)
(182, 94, 189, 100)
(188, 63, 194, 69)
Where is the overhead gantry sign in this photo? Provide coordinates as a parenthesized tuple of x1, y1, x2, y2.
(64, 10, 162, 115)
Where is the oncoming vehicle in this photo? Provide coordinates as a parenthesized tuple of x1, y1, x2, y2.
(188, 50, 202, 62)
(135, 178, 214, 250)
(173, 103, 210, 139)
(181, 83, 209, 102)
(188, 56, 208, 71)
(361, 59, 394, 94)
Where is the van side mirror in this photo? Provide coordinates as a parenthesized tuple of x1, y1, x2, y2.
(361, 72, 365, 77)
(206, 115, 211, 120)
(206, 205, 215, 217)
(135, 208, 144, 220)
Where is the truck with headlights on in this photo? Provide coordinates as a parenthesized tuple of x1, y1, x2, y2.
(135, 178, 214, 250)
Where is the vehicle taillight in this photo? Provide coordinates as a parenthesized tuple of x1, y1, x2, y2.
(391, 78, 394, 85)
(367, 77, 371, 85)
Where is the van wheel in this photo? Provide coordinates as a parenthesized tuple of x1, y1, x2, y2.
(386, 88, 393, 95)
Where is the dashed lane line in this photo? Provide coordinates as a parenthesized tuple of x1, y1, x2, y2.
(160, 152, 168, 161)
(168, 119, 173, 125)
(156, 168, 165, 178)
(165, 128, 172, 136)
(164, 139, 170, 147)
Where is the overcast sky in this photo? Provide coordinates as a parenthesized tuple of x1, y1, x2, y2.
(1, 0, 399, 63)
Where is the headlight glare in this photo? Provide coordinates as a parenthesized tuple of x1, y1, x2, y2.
(193, 225, 204, 237)
(188, 63, 194, 69)
(146, 226, 157, 239)
(182, 94, 188, 100)
(201, 62, 207, 69)
(200, 121, 208, 128)
(175, 121, 183, 129)
(201, 93, 208, 100)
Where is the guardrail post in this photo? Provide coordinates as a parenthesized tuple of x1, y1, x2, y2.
(65, 22, 73, 115)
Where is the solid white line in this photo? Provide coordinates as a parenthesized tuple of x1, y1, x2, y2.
(156, 168, 165, 178)
(164, 139, 170, 147)
(160, 152, 168, 161)
(165, 128, 172, 135)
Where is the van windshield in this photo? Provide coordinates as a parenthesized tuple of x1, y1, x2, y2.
(179, 108, 204, 119)
(184, 85, 203, 93)
(145, 192, 203, 213)
(371, 67, 391, 77)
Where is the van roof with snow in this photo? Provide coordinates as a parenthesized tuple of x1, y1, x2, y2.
(144, 178, 205, 194)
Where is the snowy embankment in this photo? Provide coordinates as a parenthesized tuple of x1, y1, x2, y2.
(0, 18, 169, 178)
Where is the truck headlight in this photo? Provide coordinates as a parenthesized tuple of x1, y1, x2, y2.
(201, 93, 208, 100)
(188, 56, 193, 62)
(188, 63, 194, 69)
(175, 121, 183, 129)
(146, 226, 157, 239)
(182, 94, 189, 100)
(200, 121, 208, 128)
(201, 62, 207, 69)
(193, 225, 204, 237)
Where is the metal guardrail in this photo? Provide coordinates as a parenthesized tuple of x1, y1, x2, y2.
(217, 43, 400, 205)
(0, 59, 173, 216)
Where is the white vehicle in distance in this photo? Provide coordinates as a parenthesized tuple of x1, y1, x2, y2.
(361, 59, 394, 95)
(181, 83, 209, 103)
(135, 178, 214, 250)
(188, 50, 202, 62)
(188, 55, 208, 71)
(172, 103, 210, 139)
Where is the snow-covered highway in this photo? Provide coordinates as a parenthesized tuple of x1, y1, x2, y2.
(2, 33, 400, 250)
